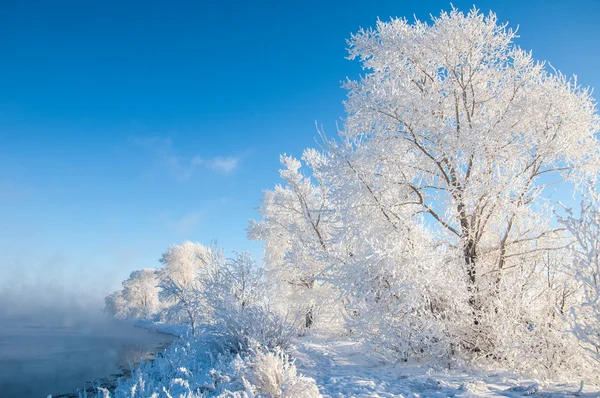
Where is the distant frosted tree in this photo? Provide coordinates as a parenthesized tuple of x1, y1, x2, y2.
(157, 241, 212, 333)
(121, 269, 161, 319)
(104, 290, 128, 319)
(104, 269, 160, 320)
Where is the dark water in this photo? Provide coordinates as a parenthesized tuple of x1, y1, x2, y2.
(0, 319, 175, 398)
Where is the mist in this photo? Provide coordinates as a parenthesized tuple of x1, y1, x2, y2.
(0, 279, 174, 398)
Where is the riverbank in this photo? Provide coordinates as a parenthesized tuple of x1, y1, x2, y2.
(73, 327, 600, 397)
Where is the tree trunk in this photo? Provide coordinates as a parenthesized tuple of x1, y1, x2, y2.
(305, 307, 314, 328)
(188, 311, 196, 335)
(464, 237, 477, 287)
(464, 237, 480, 326)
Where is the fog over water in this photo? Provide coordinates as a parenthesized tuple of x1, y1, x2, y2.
(0, 286, 174, 398)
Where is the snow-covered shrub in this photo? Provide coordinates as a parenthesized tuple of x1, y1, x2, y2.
(96, 331, 320, 398)
(105, 243, 297, 352)
(333, 224, 466, 363)
(476, 278, 591, 379)
(215, 305, 296, 353)
(204, 250, 297, 352)
(243, 348, 321, 398)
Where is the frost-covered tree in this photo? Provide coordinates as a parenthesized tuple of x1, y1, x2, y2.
(249, 154, 344, 332)
(157, 241, 212, 333)
(207, 250, 266, 310)
(252, 7, 600, 375)
(328, 6, 599, 358)
(342, 6, 598, 304)
(121, 269, 161, 319)
(559, 190, 600, 363)
(104, 290, 128, 319)
(104, 269, 160, 320)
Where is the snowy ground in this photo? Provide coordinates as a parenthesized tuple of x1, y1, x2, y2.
(291, 336, 600, 398)
(65, 323, 599, 398)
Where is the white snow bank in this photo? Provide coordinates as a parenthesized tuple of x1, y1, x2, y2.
(82, 326, 320, 398)
(292, 335, 600, 397)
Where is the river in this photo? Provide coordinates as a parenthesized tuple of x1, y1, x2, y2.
(0, 317, 175, 398)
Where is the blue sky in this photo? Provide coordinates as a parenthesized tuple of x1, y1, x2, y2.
(1, 0, 599, 306)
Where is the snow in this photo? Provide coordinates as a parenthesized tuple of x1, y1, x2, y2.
(66, 327, 598, 397)
(291, 335, 599, 398)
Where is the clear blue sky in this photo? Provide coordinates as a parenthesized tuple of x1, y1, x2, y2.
(1, 0, 599, 306)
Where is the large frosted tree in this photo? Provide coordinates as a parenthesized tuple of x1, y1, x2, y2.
(338, 6, 600, 366)
(253, 7, 600, 374)
(342, 7, 599, 297)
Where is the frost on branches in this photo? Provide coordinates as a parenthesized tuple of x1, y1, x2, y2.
(248, 154, 345, 334)
(103, 243, 311, 397)
(104, 269, 161, 321)
(157, 241, 213, 334)
(204, 249, 296, 351)
(559, 189, 600, 364)
(251, 7, 600, 377)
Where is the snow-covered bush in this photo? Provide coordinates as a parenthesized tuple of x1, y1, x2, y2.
(242, 348, 321, 398)
(104, 242, 296, 352)
(98, 331, 320, 398)
(204, 250, 297, 352)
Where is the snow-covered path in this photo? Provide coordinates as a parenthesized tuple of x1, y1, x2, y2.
(292, 336, 599, 398)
